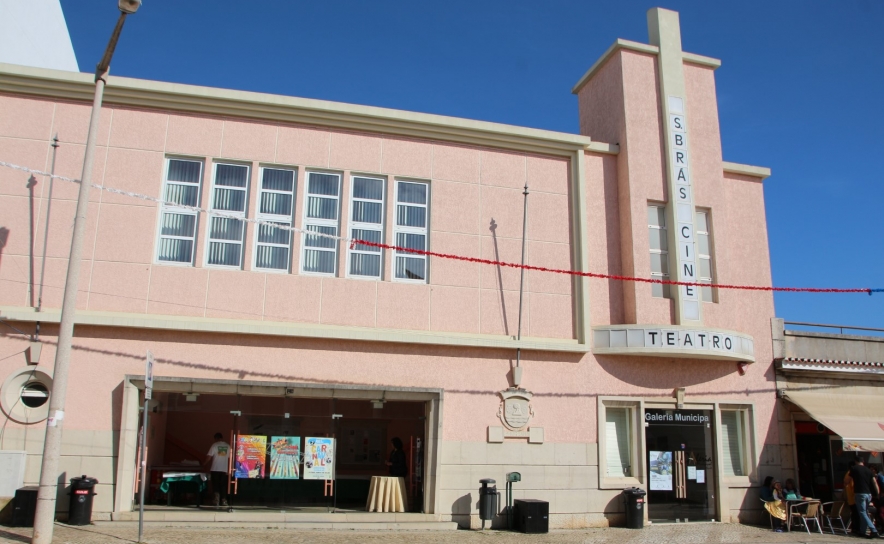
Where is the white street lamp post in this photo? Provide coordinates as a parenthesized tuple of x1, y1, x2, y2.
(32, 2, 141, 542)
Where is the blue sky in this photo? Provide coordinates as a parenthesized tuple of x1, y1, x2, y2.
(60, 0, 883, 328)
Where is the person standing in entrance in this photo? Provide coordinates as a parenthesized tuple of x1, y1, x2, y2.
(850, 457, 881, 539)
(386, 437, 407, 477)
(205, 432, 230, 507)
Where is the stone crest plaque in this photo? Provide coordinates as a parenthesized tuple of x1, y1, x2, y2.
(497, 388, 534, 431)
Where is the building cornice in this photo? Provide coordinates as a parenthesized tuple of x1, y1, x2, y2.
(723, 161, 772, 180)
(571, 39, 721, 95)
(0, 306, 589, 354)
(0, 62, 601, 157)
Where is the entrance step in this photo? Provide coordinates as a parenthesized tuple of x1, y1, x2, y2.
(103, 511, 457, 531)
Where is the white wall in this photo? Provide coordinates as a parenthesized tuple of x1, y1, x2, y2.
(0, 0, 79, 72)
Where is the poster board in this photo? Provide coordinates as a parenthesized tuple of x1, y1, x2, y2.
(340, 422, 385, 465)
(303, 437, 335, 480)
(269, 436, 300, 479)
(235, 435, 267, 479)
(649, 451, 673, 491)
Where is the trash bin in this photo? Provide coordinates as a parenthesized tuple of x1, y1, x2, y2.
(11, 486, 38, 527)
(67, 475, 98, 525)
(622, 487, 646, 529)
(478, 478, 498, 528)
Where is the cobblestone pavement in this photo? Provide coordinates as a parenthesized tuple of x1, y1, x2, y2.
(0, 524, 854, 544)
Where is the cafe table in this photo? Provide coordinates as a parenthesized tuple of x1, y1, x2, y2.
(365, 476, 408, 513)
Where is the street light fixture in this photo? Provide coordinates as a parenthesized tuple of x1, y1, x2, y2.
(31, 3, 141, 543)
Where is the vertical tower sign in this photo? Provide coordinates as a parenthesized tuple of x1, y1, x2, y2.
(648, 7, 701, 324)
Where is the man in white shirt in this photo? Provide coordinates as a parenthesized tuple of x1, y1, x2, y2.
(205, 432, 230, 507)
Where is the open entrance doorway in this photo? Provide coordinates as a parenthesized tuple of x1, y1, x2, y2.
(140, 390, 427, 512)
(645, 408, 717, 523)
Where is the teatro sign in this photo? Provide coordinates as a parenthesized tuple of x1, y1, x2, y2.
(592, 325, 755, 363)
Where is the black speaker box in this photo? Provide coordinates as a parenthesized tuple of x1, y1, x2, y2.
(11, 486, 38, 527)
(514, 499, 549, 533)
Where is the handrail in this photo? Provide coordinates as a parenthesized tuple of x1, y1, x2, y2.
(784, 321, 884, 335)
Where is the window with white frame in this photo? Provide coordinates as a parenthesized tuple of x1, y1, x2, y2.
(348, 176, 385, 278)
(695, 210, 714, 302)
(301, 172, 341, 275)
(253, 167, 296, 271)
(720, 409, 746, 477)
(394, 181, 428, 282)
(648, 205, 670, 298)
(156, 158, 203, 264)
(605, 407, 633, 477)
(206, 163, 250, 268)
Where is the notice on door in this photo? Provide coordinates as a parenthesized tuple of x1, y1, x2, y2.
(687, 466, 697, 481)
(696, 469, 705, 483)
(650, 451, 673, 491)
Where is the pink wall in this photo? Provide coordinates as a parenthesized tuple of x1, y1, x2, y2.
(0, 47, 779, 452)
(0, 93, 575, 340)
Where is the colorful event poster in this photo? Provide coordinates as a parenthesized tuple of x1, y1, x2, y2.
(234, 435, 267, 479)
(269, 436, 300, 480)
(303, 437, 335, 480)
(649, 451, 673, 491)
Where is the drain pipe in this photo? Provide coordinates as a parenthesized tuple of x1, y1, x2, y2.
(513, 182, 529, 388)
(35, 134, 60, 338)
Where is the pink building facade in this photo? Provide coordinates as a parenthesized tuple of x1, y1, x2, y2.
(0, 9, 778, 527)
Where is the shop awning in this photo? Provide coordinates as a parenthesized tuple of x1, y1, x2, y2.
(784, 390, 884, 452)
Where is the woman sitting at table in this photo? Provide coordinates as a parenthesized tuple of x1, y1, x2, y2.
(783, 479, 802, 500)
(764, 479, 788, 532)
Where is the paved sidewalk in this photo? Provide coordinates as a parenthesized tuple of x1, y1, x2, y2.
(0, 523, 852, 544)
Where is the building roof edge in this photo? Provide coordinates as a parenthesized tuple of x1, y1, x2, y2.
(0, 62, 600, 156)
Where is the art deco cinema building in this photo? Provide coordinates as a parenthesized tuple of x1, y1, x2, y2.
(0, 8, 779, 527)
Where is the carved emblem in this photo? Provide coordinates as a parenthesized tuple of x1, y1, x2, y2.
(497, 388, 535, 431)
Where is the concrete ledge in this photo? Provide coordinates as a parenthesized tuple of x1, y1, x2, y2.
(0, 306, 589, 354)
(723, 161, 772, 180)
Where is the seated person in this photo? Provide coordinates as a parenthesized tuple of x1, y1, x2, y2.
(760, 476, 775, 502)
(764, 480, 787, 532)
(783, 478, 802, 500)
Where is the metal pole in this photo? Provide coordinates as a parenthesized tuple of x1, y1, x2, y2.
(36, 135, 59, 316)
(513, 182, 529, 387)
(32, 12, 130, 543)
(137, 396, 149, 542)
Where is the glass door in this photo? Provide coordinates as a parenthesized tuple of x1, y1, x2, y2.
(645, 408, 716, 522)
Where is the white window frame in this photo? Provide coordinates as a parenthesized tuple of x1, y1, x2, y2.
(696, 209, 715, 303)
(299, 171, 342, 276)
(393, 179, 430, 284)
(715, 403, 756, 488)
(648, 204, 671, 299)
(154, 157, 204, 267)
(598, 397, 645, 489)
(204, 162, 251, 269)
(252, 166, 297, 273)
(346, 175, 386, 280)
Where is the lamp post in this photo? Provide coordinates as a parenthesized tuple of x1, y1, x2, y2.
(32, 2, 141, 542)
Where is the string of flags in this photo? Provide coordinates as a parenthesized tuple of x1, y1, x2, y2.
(2, 159, 881, 296)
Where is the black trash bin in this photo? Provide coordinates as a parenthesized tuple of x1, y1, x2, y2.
(478, 478, 498, 528)
(68, 475, 98, 525)
(622, 487, 646, 529)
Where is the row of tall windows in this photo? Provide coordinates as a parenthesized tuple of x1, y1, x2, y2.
(156, 158, 429, 282)
(647, 205, 715, 302)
